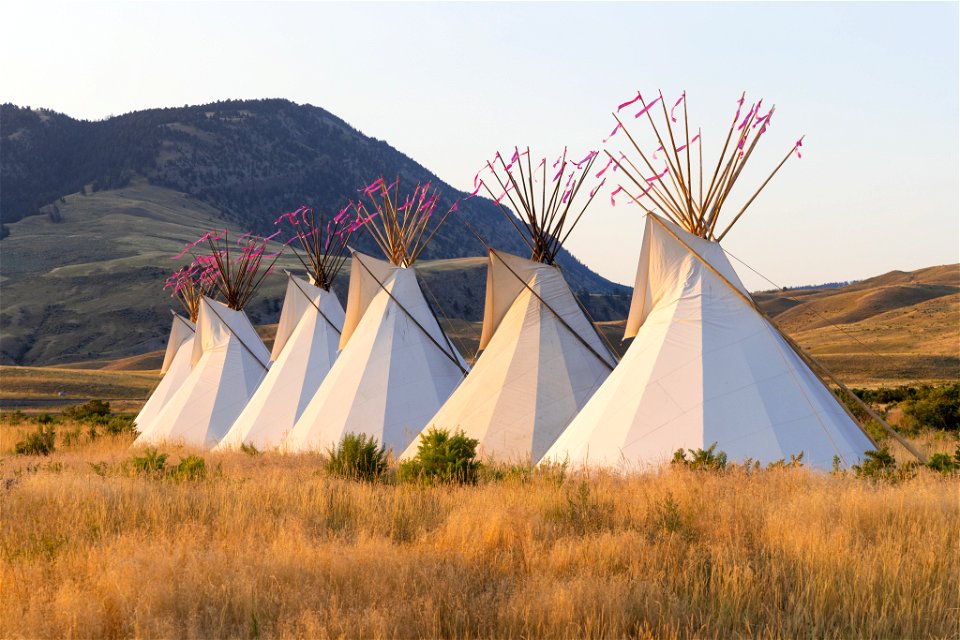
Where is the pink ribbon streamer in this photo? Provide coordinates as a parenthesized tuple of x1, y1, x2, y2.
(794, 138, 803, 159)
(610, 185, 623, 207)
(570, 151, 597, 169)
(675, 133, 701, 154)
(590, 178, 606, 198)
(647, 167, 668, 183)
(670, 91, 685, 123)
(596, 157, 615, 178)
(634, 96, 662, 119)
(618, 92, 643, 112)
(603, 122, 623, 143)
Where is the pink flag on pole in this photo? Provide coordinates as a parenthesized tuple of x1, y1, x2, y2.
(610, 185, 623, 207)
(618, 92, 643, 112)
(603, 122, 623, 143)
(590, 178, 606, 198)
(634, 96, 662, 119)
(647, 167, 669, 183)
(670, 91, 685, 123)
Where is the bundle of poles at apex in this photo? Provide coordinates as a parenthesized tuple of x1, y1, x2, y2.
(275, 204, 356, 290)
(605, 90, 803, 241)
(163, 260, 219, 322)
(352, 177, 459, 266)
(172, 229, 283, 310)
(471, 147, 605, 264)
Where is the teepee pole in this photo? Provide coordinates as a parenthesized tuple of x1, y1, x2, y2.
(645, 214, 927, 463)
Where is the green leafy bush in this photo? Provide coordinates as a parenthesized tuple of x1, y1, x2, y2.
(103, 415, 137, 436)
(901, 384, 960, 432)
(172, 455, 207, 481)
(64, 399, 111, 421)
(399, 427, 480, 485)
(326, 433, 388, 482)
(128, 447, 168, 477)
(766, 452, 805, 469)
(671, 442, 728, 471)
(14, 425, 56, 456)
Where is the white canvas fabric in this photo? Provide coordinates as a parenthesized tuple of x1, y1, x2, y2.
(216, 275, 345, 450)
(284, 252, 468, 454)
(402, 250, 615, 462)
(133, 314, 195, 437)
(542, 214, 874, 471)
(134, 297, 271, 449)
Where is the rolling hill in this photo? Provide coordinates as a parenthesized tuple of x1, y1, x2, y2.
(0, 99, 633, 366)
(752, 264, 959, 386)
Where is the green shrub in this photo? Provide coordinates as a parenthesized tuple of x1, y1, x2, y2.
(399, 427, 480, 484)
(36, 413, 56, 425)
(925, 445, 960, 474)
(326, 433, 388, 482)
(901, 384, 960, 432)
(64, 399, 111, 422)
(128, 447, 168, 477)
(14, 425, 56, 456)
(671, 442, 728, 471)
(767, 452, 805, 469)
(103, 414, 137, 436)
(172, 455, 207, 481)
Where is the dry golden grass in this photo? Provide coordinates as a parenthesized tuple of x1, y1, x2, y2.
(1, 422, 958, 639)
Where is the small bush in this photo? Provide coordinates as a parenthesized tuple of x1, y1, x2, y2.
(240, 442, 260, 456)
(902, 384, 960, 432)
(36, 413, 56, 425)
(103, 414, 137, 436)
(767, 452, 805, 469)
(172, 455, 207, 481)
(64, 399, 111, 422)
(399, 427, 480, 485)
(14, 425, 57, 456)
(925, 445, 960, 474)
(128, 447, 168, 477)
(671, 442, 728, 471)
(327, 433, 388, 482)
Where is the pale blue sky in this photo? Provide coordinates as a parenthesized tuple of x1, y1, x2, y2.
(3, 1, 957, 288)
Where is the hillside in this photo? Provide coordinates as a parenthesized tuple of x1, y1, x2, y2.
(0, 100, 620, 285)
(753, 264, 960, 386)
(0, 183, 629, 366)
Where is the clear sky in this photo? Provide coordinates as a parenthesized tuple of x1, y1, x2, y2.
(3, 1, 957, 288)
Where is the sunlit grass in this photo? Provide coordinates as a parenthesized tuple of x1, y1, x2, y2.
(1, 419, 957, 639)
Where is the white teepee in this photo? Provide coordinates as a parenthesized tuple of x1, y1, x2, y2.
(402, 249, 615, 462)
(541, 214, 874, 470)
(284, 251, 468, 454)
(133, 313, 196, 437)
(134, 296, 271, 449)
(216, 274, 345, 450)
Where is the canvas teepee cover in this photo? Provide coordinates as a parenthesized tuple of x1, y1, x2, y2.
(402, 249, 615, 462)
(284, 251, 468, 454)
(542, 214, 874, 470)
(216, 274, 345, 450)
(133, 313, 196, 437)
(135, 296, 271, 448)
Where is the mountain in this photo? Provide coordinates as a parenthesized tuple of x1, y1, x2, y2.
(0, 100, 631, 366)
(0, 99, 616, 277)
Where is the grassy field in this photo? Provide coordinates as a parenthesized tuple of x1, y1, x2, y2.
(1, 417, 957, 639)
